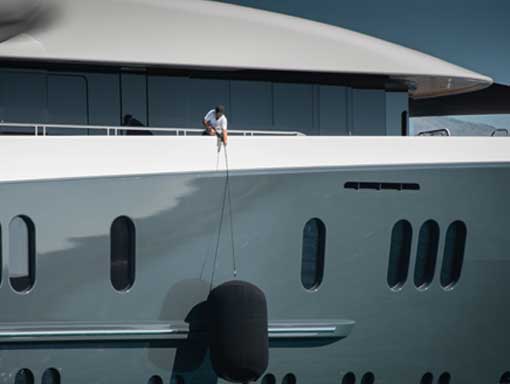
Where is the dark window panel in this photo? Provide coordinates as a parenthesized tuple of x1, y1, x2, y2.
(274, 83, 314, 133)
(110, 216, 136, 292)
(121, 72, 148, 126)
(301, 218, 326, 290)
(414, 220, 440, 289)
(47, 74, 89, 135)
(0, 70, 46, 124)
(387, 220, 412, 290)
(9, 215, 36, 293)
(440, 221, 467, 289)
(230, 80, 273, 130)
(148, 75, 189, 128)
(319, 85, 349, 135)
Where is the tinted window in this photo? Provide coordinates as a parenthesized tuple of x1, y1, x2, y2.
(230, 80, 273, 130)
(121, 72, 148, 126)
(0, 70, 46, 124)
(351, 89, 386, 135)
(440, 221, 467, 289)
(148, 75, 189, 128)
(274, 83, 314, 133)
(42, 368, 60, 384)
(387, 220, 412, 289)
(414, 220, 439, 289)
(301, 218, 326, 290)
(9, 216, 36, 293)
(48, 75, 89, 125)
(15, 369, 34, 384)
(319, 85, 349, 135)
(110, 216, 136, 291)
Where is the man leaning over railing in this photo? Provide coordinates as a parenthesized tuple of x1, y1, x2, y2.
(202, 105, 228, 145)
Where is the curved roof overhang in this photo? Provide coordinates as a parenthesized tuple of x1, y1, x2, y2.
(0, 0, 492, 98)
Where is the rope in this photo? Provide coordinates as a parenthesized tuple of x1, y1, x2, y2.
(209, 138, 238, 291)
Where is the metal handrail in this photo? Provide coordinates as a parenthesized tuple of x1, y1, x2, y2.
(0, 122, 305, 137)
(417, 128, 451, 136)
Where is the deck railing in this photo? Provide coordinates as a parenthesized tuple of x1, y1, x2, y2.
(0, 122, 305, 137)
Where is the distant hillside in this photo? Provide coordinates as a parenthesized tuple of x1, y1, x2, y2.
(411, 117, 506, 136)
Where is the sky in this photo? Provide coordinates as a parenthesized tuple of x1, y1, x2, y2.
(215, 0, 510, 129)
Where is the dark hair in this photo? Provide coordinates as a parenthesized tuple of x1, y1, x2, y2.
(215, 105, 225, 114)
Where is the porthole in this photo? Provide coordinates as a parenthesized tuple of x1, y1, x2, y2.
(361, 372, 374, 384)
(282, 373, 296, 384)
(420, 372, 433, 384)
(42, 368, 60, 384)
(438, 372, 451, 384)
(9, 216, 36, 293)
(414, 220, 439, 289)
(387, 220, 412, 290)
(301, 218, 326, 290)
(342, 372, 356, 384)
(440, 221, 467, 289)
(262, 374, 276, 384)
(500, 372, 510, 384)
(148, 375, 163, 384)
(110, 216, 136, 291)
(15, 369, 34, 384)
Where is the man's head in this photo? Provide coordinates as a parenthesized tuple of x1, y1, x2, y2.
(215, 105, 225, 119)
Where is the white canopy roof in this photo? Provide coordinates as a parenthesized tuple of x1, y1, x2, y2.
(0, 0, 492, 98)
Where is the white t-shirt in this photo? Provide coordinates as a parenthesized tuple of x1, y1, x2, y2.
(204, 109, 228, 134)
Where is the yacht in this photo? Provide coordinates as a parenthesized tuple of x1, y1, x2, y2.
(0, 1, 509, 384)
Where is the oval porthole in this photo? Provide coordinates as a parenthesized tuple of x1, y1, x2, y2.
(42, 368, 60, 384)
(438, 372, 451, 384)
(148, 375, 163, 384)
(387, 220, 412, 290)
(500, 372, 510, 384)
(301, 218, 326, 290)
(440, 221, 467, 289)
(414, 220, 439, 289)
(342, 372, 356, 384)
(110, 216, 136, 291)
(360, 372, 374, 384)
(9, 216, 36, 293)
(420, 372, 433, 384)
(282, 373, 296, 384)
(15, 369, 34, 384)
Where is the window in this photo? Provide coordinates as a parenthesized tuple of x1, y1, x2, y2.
(440, 221, 467, 289)
(42, 368, 60, 384)
(438, 372, 451, 384)
(274, 83, 314, 133)
(282, 374, 296, 384)
(414, 220, 439, 289)
(110, 216, 136, 291)
(148, 376, 163, 384)
(387, 220, 412, 290)
(361, 372, 375, 384)
(342, 372, 356, 384)
(420, 373, 434, 384)
(301, 218, 326, 290)
(9, 216, 36, 293)
(14, 369, 34, 384)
